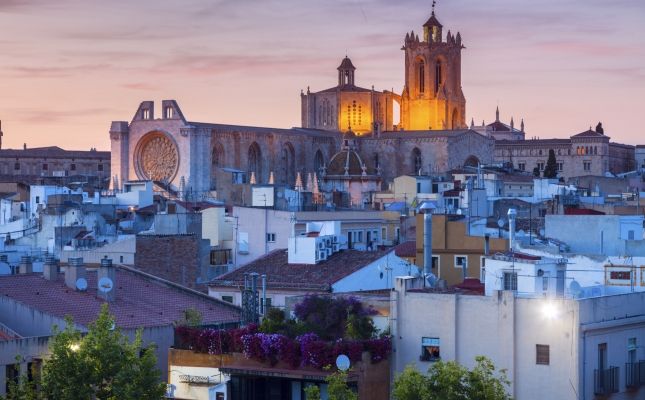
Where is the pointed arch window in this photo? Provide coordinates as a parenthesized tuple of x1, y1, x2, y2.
(435, 60, 442, 94)
(418, 60, 425, 93)
(412, 148, 422, 175)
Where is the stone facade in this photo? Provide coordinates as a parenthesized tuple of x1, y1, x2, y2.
(0, 146, 110, 188)
(494, 125, 635, 179)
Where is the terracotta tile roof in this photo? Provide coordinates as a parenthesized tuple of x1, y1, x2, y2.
(0, 268, 240, 329)
(394, 241, 416, 258)
(210, 249, 392, 291)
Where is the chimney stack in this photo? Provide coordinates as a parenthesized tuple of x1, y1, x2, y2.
(97, 258, 116, 302)
(19, 255, 33, 274)
(507, 208, 517, 251)
(419, 202, 436, 280)
(65, 257, 86, 290)
(43, 255, 59, 280)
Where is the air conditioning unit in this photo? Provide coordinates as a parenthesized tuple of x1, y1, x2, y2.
(326, 247, 332, 257)
(332, 244, 339, 252)
(325, 239, 331, 247)
(319, 251, 327, 260)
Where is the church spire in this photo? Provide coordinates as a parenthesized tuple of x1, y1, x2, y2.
(495, 106, 500, 122)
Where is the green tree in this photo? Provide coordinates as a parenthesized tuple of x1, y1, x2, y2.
(40, 303, 166, 400)
(176, 307, 202, 327)
(393, 356, 512, 400)
(303, 384, 321, 400)
(532, 166, 540, 177)
(326, 370, 357, 400)
(543, 149, 558, 178)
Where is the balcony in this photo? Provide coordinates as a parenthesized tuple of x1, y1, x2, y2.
(594, 366, 620, 395)
(626, 361, 645, 388)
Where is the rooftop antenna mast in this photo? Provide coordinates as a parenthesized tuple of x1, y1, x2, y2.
(432, 0, 437, 14)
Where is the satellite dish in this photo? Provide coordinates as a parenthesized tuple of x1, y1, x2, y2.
(75, 278, 88, 291)
(98, 277, 114, 293)
(336, 354, 350, 371)
(497, 218, 506, 228)
(569, 280, 582, 297)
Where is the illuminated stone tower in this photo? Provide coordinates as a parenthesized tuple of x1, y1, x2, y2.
(400, 7, 466, 130)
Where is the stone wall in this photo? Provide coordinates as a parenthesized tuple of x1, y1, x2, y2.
(135, 234, 209, 290)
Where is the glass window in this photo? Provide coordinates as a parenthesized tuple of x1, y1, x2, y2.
(503, 272, 517, 291)
(536, 344, 550, 365)
(421, 337, 441, 362)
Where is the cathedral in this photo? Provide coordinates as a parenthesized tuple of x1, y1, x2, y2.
(110, 8, 491, 204)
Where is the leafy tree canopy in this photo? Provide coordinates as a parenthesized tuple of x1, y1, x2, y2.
(393, 356, 512, 400)
(543, 149, 558, 178)
(3, 303, 166, 400)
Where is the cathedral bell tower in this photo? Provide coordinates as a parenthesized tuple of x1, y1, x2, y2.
(400, 5, 466, 131)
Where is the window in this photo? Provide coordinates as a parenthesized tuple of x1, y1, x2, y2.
(222, 295, 233, 303)
(536, 344, 550, 365)
(70, 163, 76, 171)
(165, 107, 173, 119)
(598, 343, 607, 371)
(119, 255, 124, 263)
(14, 162, 20, 170)
(434, 60, 442, 94)
(42, 163, 48, 171)
(480, 256, 486, 281)
(421, 337, 441, 361)
(628, 230, 634, 240)
(98, 164, 103, 171)
(584, 161, 591, 171)
(266, 233, 276, 243)
(455, 256, 467, 269)
(518, 162, 526, 171)
(537, 162, 545, 171)
(557, 162, 563, 172)
(503, 271, 517, 291)
(432, 255, 439, 270)
(142, 109, 150, 119)
(5, 364, 19, 394)
(418, 60, 425, 93)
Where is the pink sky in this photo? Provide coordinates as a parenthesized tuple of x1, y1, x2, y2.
(0, 0, 644, 150)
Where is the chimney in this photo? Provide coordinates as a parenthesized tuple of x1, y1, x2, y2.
(65, 257, 86, 290)
(43, 255, 59, 280)
(97, 258, 116, 302)
(19, 255, 33, 274)
(507, 208, 517, 251)
(419, 202, 436, 279)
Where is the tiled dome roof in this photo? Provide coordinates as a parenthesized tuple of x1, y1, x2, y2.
(327, 149, 365, 176)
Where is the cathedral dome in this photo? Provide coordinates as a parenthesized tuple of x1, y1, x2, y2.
(327, 149, 366, 176)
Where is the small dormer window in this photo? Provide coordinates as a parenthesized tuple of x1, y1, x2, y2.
(165, 107, 173, 119)
(142, 109, 150, 120)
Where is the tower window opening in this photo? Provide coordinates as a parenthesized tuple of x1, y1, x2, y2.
(418, 61, 425, 93)
(164, 107, 173, 119)
(435, 60, 442, 94)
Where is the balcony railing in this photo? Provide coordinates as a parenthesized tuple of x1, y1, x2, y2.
(626, 361, 645, 388)
(594, 366, 620, 395)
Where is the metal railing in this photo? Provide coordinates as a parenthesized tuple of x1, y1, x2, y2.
(594, 366, 620, 395)
(626, 361, 645, 388)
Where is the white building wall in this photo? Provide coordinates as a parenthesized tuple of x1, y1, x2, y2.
(332, 253, 414, 292)
(392, 280, 645, 400)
